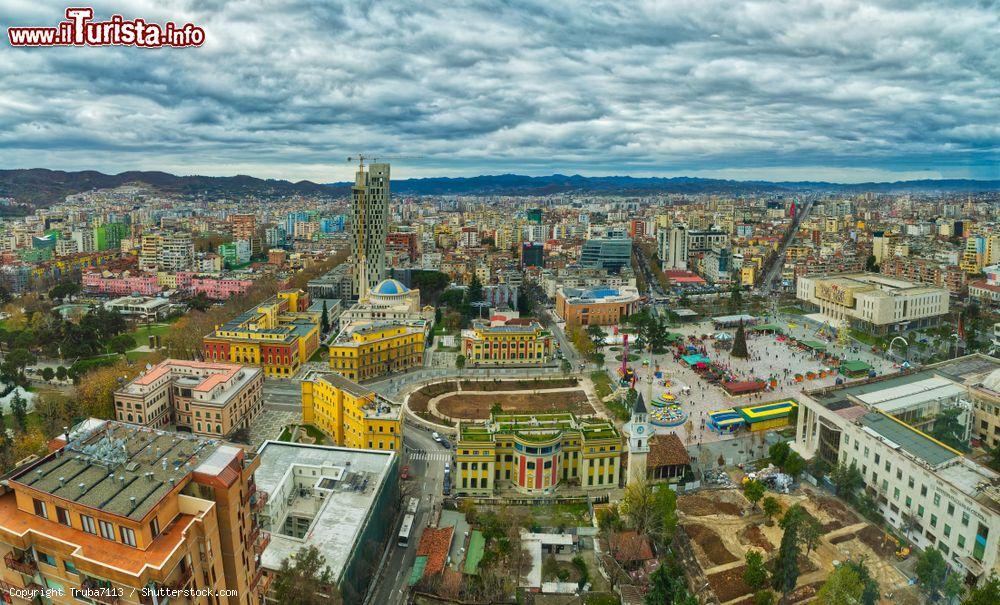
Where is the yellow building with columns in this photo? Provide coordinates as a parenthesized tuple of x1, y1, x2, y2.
(328, 321, 426, 381)
(300, 371, 402, 451)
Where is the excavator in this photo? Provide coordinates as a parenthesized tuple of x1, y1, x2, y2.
(881, 532, 911, 560)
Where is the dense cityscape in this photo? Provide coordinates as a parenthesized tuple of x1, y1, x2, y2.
(1, 1, 999, 605)
(0, 163, 997, 605)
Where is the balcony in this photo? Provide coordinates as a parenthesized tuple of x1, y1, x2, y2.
(3, 551, 37, 575)
(250, 490, 269, 513)
(243, 480, 257, 506)
(257, 572, 273, 597)
(254, 531, 271, 556)
(251, 567, 264, 590)
(168, 566, 193, 592)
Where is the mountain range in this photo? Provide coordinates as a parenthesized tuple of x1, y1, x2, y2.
(1, 168, 997, 207)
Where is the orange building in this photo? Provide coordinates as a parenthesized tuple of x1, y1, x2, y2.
(554, 285, 641, 326)
(0, 419, 268, 605)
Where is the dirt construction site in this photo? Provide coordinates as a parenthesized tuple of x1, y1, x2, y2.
(675, 486, 922, 605)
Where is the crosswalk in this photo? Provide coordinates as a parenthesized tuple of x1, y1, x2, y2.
(407, 450, 453, 462)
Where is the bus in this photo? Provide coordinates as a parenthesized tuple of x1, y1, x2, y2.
(406, 497, 419, 515)
(398, 514, 415, 547)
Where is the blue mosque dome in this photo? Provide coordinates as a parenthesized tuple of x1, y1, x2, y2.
(373, 278, 410, 296)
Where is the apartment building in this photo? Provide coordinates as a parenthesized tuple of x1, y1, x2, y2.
(114, 359, 264, 438)
(327, 322, 425, 382)
(139, 232, 194, 273)
(579, 238, 632, 274)
(796, 273, 949, 335)
(461, 317, 554, 366)
(0, 419, 263, 605)
(455, 413, 621, 496)
(793, 356, 1000, 584)
(203, 290, 321, 378)
(300, 371, 402, 451)
(253, 441, 397, 604)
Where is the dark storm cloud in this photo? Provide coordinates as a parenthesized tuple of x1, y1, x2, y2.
(0, 0, 997, 182)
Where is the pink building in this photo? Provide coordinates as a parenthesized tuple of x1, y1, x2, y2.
(83, 271, 162, 296)
(175, 272, 254, 299)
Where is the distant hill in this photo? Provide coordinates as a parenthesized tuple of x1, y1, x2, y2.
(1, 168, 997, 207)
(0, 168, 347, 207)
(346, 173, 1000, 196)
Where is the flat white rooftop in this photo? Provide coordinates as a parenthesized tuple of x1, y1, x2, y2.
(855, 376, 966, 414)
(254, 441, 396, 579)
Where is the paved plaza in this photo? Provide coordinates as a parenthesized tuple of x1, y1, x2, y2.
(249, 409, 302, 449)
(600, 314, 896, 446)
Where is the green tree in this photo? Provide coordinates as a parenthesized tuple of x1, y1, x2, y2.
(40, 367, 55, 381)
(743, 479, 765, 510)
(801, 515, 823, 556)
(762, 496, 781, 526)
(654, 484, 679, 546)
(729, 283, 743, 313)
(270, 545, 339, 605)
(455, 354, 466, 369)
(109, 334, 135, 356)
(55, 366, 68, 381)
(743, 550, 769, 591)
(841, 559, 880, 605)
(560, 358, 571, 374)
(865, 255, 879, 272)
(830, 462, 863, 498)
(783, 451, 806, 478)
(754, 590, 776, 605)
(490, 402, 503, 416)
(1, 348, 35, 386)
(929, 406, 968, 451)
(434, 307, 442, 325)
(731, 320, 749, 358)
(773, 504, 804, 600)
(320, 300, 330, 333)
(768, 441, 790, 467)
(915, 547, 950, 601)
(963, 573, 1000, 605)
(817, 564, 865, 605)
(10, 391, 28, 435)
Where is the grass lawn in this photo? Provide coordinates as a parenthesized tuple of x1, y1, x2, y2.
(277, 426, 292, 441)
(584, 594, 621, 605)
(590, 371, 613, 399)
(850, 329, 887, 349)
(309, 346, 328, 363)
(780, 306, 808, 315)
(435, 344, 460, 352)
(508, 502, 591, 529)
(299, 424, 329, 445)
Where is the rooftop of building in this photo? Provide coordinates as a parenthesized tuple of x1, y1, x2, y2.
(10, 419, 241, 521)
(805, 272, 946, 295)
(558, 285, 640, 303)
(332, 320, 426, 344)
(118, 360, 262, 406)
(859, 412, 959, 467)
(303, 371, 400, 420)
(253, 441, 396, 581)
(459, 412, 619, 444)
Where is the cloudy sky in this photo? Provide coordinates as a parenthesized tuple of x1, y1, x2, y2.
(1, 0, 998, 183)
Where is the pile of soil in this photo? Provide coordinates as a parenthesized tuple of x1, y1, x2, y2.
(739, 525, 774, 552)
(797, 553, 819, 574)
(678, 494, 742, 517)
(707, 565, 752, 602)
(436, 390, 593, 419)
(857, 525, 895, 556)
(459, 378, 578, 391)
(685, 524, 738, 566)
(829, 531, 859, 545)
(815, 495, 858, 530)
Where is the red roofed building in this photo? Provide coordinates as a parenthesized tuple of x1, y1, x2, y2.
(416, 526, 455, 578)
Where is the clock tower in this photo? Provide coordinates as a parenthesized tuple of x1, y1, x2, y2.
(625, 391, 651, 486)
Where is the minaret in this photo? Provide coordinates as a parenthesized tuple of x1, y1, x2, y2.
(626, 390, 651, 486)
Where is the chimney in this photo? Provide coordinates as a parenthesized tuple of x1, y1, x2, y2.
(58, 477, 65, 487)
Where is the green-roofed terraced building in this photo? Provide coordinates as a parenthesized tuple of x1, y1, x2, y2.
(455, 412, 621, 496)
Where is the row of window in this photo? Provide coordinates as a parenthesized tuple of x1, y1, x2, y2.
(33, 498, 146, 547)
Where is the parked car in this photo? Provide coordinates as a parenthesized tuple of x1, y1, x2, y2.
(432, 431, 441, 442)
(440, 438, 451, 450)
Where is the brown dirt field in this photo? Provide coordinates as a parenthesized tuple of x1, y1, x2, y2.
(678, 494, 743, 516)
(857, 524, 895, 556)
(686, 524, 739, 566)
(814, 494, 858, 531)
(436, 390, 593, 419)
(829, 531, 859, 545)
(459, 378, 579, 391)
(739, 525, 774, 552)
(787, 581, 824, 603)
(408, 381, 459, 412)
(707, 565, 752, 602)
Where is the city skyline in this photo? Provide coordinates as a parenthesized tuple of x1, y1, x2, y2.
(1, 1, 997, 183)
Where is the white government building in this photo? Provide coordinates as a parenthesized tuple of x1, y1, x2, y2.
(796, 273, 949, 336)
(794, 355, 1000, 584)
